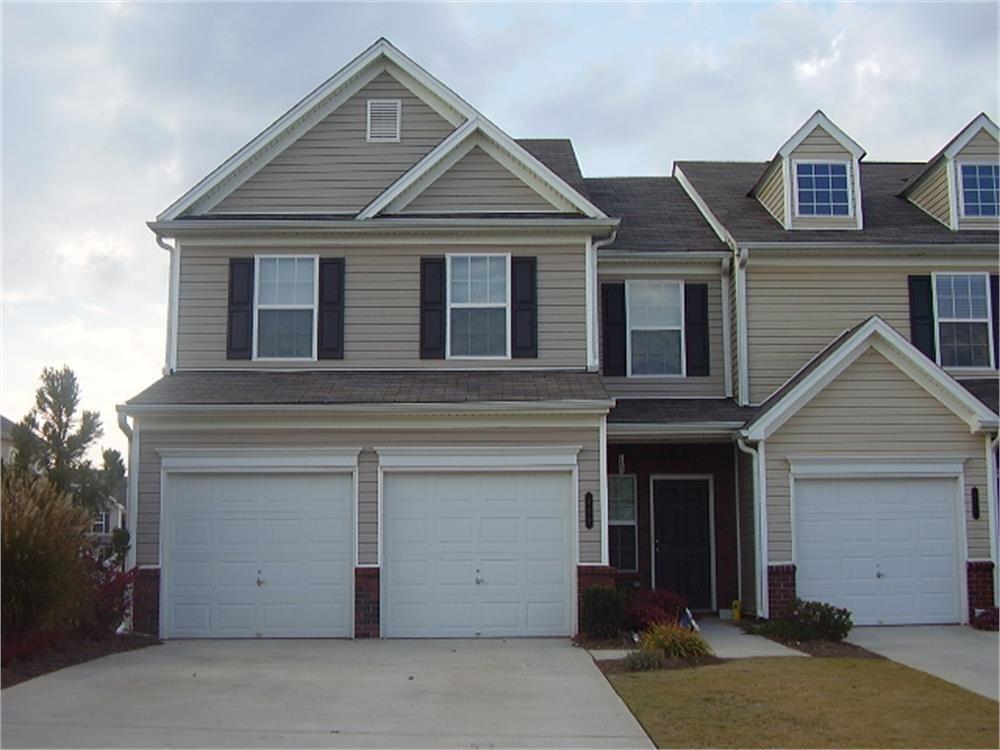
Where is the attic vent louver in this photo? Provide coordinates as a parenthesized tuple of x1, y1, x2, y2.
(367, 99, 401, 142)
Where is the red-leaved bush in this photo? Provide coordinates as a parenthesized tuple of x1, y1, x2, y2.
(624, 589, 688, 633)
(76, 549, 136, 639)
(972, 607, 999, 632)
(0, 630, 63, 667)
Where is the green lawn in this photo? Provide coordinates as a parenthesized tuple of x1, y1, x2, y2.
(609, 657, 999, 749)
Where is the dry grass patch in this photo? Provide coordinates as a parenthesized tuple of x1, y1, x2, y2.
(610, 656, 998, 749)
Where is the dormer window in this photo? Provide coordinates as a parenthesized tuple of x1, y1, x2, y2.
(794, 162, 851, 217)
(367, 99, 401, 142)
(959, 163, 998, 217)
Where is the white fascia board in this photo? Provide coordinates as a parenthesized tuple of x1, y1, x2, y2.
(375, 445, 582, 470)
(597, 250, 729, 262)
(118, 399, 615, 418)
(943, 114, 1000, 160)
(742, 316, 1000, 440)
(777, 110, 866, 160)
(359, 118, 607, 219)
(788, 455, 967, 478)
(673, 165, 738, 250)
(157, 38, 482, 222)
(158, 447, 361, 472)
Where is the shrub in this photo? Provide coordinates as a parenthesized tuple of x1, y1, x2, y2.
(1, 469, 91, 639)
(972, 607, 999, 632)
(624, 589, 688, 633)
(580, 586, 627, 639)
(623, 648, 667, 672)
(77, 547, 136, 639)
(752, 598, 853, 642)
(640, 622, 714, 658)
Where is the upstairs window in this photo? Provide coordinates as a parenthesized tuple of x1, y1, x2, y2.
(959, 164, 999, 217)
(92, 512, 109, 535)
(934, 273, 993, 368)
(609, 475, 638, 572)
(255, 256, 317, 359)
(626, 280, 684, 376)
(447, 255, 510, 358)
(795, 162, 851, 216)
(367, 99, 401, 142)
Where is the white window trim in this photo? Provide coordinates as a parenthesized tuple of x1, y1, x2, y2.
(608, 474, 638, 573)
(931, 271, 995, 371)
(625, 279, 686, 378)
(955, 161, 999, 219)
(252, 255, 319, 362)
(366, 98, 401, 143)
(92, 511, 110, 534)
(790, 158, 855, 219)
(445, 253, 512, 360)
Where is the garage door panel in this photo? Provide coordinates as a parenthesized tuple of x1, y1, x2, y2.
(795, 477, 960, 625)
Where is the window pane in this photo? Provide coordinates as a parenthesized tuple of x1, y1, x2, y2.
(938, 274, 989, 321)
(293, 258, 314, 305)
(450, 308, 506, 356)
(257, 309, 313, 358)
(609, 525, 638, 571)
(628, 282, 681, 328)
(451, 256, 469, 304)
(609, 476, 636, 522)
(961, 164, 999, 217)
(488, 256, 506, 304)
(935, 275, 955, 318)
(258, 258, 278, 305)
(259, 258, 314, 305)
(796, 163, 851, 216)
(631, 330, 682, 375)
(469, 256, 489, 302)
(939, 321, 991, 368)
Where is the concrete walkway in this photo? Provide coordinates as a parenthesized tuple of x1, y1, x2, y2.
(2, 639, 652, 748)
(588, 619, 805, 661)
(848, 625, 999, 701)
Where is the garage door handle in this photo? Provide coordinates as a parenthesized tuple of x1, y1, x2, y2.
(875, 571, 884, 579)
(256, 577, 265, 587)
(475, 575, 484, 585)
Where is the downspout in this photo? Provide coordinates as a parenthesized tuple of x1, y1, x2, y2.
(991, 433, 999, 604)
(736, 437, 766, 618)
(117, 409, 138, 631)
(156, 235, 178, 375)
(588, 228, 618, 372)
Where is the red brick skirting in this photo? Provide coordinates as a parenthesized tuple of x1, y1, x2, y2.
(355, 567, 380, 638)
(133, 568, 160, 637)
(767, 564, 796, 619)
(967, 561, 995, 619)
(577, 565, 617, 633)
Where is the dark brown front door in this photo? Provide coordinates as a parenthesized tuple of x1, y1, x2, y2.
(652, 479, 712, 610)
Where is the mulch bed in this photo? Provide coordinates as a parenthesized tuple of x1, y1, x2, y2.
(781, 638, 883, 658)
(572, 633, 639, 650)
(598, 654, 727, 675)
(2, 633, 161, 689)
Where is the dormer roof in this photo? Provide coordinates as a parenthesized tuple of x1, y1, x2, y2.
(900, 113, 999, 197)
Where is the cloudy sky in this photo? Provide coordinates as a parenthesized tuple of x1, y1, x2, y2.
(2, 1, 998, 457)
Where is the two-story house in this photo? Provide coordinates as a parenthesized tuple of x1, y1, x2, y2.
(120, 38, 998, 639)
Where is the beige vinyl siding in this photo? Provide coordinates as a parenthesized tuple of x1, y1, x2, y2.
(756, 163, 785, 224)
(955, 129, 1000, 231)
(788, 126, 857, 231)
(744, 262, 998, 404)
(736, 447, 757, 616)
(907, 159, 951, 226)
(176, 241, 587, 369)
(208, 72, 455, 214)
(598, 274, 727, 398)
(402, 146, 559, 213)
(137, 422, 603, 567)
(764, 347, 991, 562)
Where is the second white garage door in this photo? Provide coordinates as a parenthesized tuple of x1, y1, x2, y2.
(795, 476, 962, 625)
(383, 471, 574, 638)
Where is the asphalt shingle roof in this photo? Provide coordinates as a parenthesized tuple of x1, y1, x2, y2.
(126, 370, 611, 407)
(516, 139, 591, 200)
(959, 378, 999, 414)
(608, 398, 757, 425)
(584, 177, 727, 253)
(676, 161, 1000, 245)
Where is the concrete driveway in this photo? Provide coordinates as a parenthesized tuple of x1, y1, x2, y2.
(1, 639, 652, 748)
(848, 625, 999, 701)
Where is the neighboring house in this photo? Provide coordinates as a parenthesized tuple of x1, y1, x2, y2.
(0, 415, 15, 464)
(88, 476, 128, 546)
(119, 38, 999, 640)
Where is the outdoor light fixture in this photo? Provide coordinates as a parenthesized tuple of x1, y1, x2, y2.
(972, 487, 980, 520)
(618, 453, 625, 475)
(585, 492, 594, 529)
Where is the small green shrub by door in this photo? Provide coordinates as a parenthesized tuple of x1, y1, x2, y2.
(752, 598, 853, 642)
(640, 622, 714, 658)
(580, 586, 628, 639)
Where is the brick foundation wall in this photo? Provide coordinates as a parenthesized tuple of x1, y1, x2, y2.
(355, 567, 380, 638)
(767, 564, 796, 619)
(133, 567, 160, 637)
(967, 561, 995, 619)
(577, 565, 617, 633)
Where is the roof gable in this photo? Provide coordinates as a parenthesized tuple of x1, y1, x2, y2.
(742, 316, 998, 440)
(777, 110, 865, 160)
(902, 113, 999, 199)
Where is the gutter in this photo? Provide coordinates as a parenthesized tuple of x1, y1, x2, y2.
(148, 217, 620, 236)
(739, 242, 998, 253)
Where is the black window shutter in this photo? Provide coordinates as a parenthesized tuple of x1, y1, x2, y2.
(227, 258, 254, 360)
(511, 256, 537, 358)
(420, 257, 446, 359)
(684, 282, 710, 376)
(908, 275, 936, 360)
(601, 282, 626, 376)
(317, 258, 345, 359)
(991, 273, 999, 368)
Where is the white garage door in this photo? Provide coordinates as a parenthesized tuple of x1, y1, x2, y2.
(795, 477, 961, 625)
(383, 471, 574, 638)
(164, 473, 353, 638)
